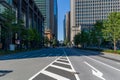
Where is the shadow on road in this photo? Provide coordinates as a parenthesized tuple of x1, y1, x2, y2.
(0, 70, 13, 77)
(0, 48, 103, 61)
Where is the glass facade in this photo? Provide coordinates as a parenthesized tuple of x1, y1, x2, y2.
(34, 0, 48, 30)
(70, 0, 120, 42)
(54, 0, 58, 38)
(74, 0, 120, 28)
(6, 0, 12, 5)
(34, 0, 58, 39)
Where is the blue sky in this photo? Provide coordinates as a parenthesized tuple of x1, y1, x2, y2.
(57, 0, 70, 41)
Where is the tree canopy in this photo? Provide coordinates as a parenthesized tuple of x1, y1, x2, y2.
(102, 12, 120, 51)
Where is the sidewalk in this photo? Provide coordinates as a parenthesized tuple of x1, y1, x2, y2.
(100, 52, 120, 62)
(78, 48, 120, 62)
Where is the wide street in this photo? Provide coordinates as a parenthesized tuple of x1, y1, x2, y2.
(0, 48, 120, 80)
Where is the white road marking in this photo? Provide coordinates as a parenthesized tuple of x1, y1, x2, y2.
(63, 49, 81, 80)
(29, 49, 79, 80)
(41, 70, 70, 80)
(85, 56, 120, 72)
(84, 61, 106, 80)
(50, 64, 73, 72)
(58, 58, 68, 61)
(28, 56, 60, 80)
(55, 61, 70, 65)
(116, 62, 120, 65)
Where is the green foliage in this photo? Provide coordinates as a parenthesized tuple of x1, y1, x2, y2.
(52, 37, 57, 47)
(27, 28, 41, 42)
(1, 9, 16, 44)
(89, 20, 103, 46)
(64, 38, 69, 46)
(44, 36, 49, 45)
(2, 9, 16, 30)
(74, 33, 81, 46)
(103, 50, 120, 54)
(102, 12, 120, 51)
(74, 31, 89, 47)
(80, 31, 89, 44)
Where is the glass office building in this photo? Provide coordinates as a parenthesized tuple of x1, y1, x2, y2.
(34, 0, 58, 40)
(34, 0, 48, 30)
(71, 0, 120, 42)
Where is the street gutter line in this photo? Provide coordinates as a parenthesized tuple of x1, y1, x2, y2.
(85, 56, 120, 72)
(63, 49, 81, 80)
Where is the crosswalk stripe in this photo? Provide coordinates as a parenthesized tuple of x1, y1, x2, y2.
(50, 64, 73, 72)
(55, 61, 70, 65)
(58, 58, 68, 61)
(41, 70, 70, 80)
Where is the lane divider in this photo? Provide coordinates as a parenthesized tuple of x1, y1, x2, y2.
(63, 49, 81, 80)
(85, 56, 120, 72)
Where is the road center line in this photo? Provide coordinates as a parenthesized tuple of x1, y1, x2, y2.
(85, 56, 120, 72)
(63, 49, 81, 80)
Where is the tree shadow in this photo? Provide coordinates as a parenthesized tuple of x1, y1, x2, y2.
(0, 48, 103, 61)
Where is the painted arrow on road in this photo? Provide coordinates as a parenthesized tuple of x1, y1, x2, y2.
(84, 61, 106, 80)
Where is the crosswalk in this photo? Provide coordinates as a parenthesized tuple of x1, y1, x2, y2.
(30, 56, 78, 80)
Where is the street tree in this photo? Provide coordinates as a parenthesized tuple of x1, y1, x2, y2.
(74, 33, 81, 47)
(93, 20, 103, 48)
(52, 37, 57, 47)
(1, 9, 17, 50)
(44, 36, 49, 47)
(27, 28, 41, 48)
(80, 31, 89, 48)
(102, 12, 120, 51)
(64, 38, 69, 46)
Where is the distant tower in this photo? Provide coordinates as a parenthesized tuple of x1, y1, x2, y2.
(64, 11, 70, 42)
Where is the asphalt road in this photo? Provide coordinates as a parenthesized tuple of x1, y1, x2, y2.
(0, 48, 120, 80)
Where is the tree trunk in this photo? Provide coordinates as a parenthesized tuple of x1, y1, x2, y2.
(113, 41, 116, 52)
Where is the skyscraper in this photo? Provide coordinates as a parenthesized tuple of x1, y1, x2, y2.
(34, 0, 58, 40)
(64, 11, 70, 42)
(70, 0, 120, 42)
